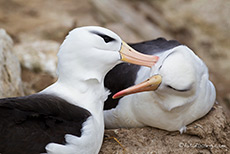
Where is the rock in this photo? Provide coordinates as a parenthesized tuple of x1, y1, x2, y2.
(100, 104, 230, 153)
(0, 29, 24, 98)
(91, 0, 170, 42)
(13, 40, 59, 77)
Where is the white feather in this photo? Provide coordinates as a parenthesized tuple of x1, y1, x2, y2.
(104, 45, 216, 132)
(39, 26, 123, 154)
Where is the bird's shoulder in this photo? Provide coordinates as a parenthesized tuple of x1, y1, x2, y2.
(129, 37, 182, 55)
(0, 94, 91, 122)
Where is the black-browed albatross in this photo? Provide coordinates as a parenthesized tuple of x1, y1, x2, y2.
(104, 38, 216, 133)
(0, 26, 158, 154)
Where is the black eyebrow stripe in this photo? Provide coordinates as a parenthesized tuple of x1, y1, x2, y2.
(167, 85, 191, 92)
(90, 30, 104, 36)
(90, 31, 116, 43)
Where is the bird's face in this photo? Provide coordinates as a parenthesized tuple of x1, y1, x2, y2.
(113, 46, 204, 101)
(58, 26, 158, 73)
(152, 48, 197, 99)
(57, 26, 159, 88)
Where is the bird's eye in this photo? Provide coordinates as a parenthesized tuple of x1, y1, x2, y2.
(167, 85, 190, 92)
(99, 34, 115, 43)
(90, 31, 116, 43)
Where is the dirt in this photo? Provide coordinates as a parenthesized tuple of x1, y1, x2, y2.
(21, 67, 56, 95)
(100, 104, 230, 153)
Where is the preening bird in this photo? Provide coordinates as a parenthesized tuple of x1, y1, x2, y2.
(104, 38, 216, 133)
(0, 26, 158, 154)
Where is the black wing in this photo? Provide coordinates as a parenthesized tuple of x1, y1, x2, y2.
(0, 94, 91, 154)
(128, 38, 181, 55)
(104, 38, 181, 110)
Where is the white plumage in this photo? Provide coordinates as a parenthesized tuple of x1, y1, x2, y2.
(41, 26, 121, 154)
(104, 45, 216, 133)
(40, 26, 157, 154)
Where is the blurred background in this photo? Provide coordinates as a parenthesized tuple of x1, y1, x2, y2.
(0, 0, 229, 117)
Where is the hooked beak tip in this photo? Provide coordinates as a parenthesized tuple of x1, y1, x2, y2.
(112, 74, 162, 99)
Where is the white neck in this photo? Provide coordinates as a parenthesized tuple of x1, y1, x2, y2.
(40, 77, 109, 117)
(40, 29, 120, 115)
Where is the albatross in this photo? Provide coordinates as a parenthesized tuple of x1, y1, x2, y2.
(0, 26, 158, 154)
(104, 38, 216, 133)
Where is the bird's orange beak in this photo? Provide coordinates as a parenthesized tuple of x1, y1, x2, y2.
(120, 41, 158, 67)
(113, 75, 162, 99)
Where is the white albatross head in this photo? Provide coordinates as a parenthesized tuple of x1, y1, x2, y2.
(113, 45, 216, 111)
(56, 26, 158, 88)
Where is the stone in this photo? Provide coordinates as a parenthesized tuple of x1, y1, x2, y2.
(13, 40, 59, 77)
(91, 0, 170, 42)
(0, 29, 24, 98)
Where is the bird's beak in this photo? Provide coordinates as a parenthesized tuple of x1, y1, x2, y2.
(120, 41, 158, 67)
(113, 74, 162, 99)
